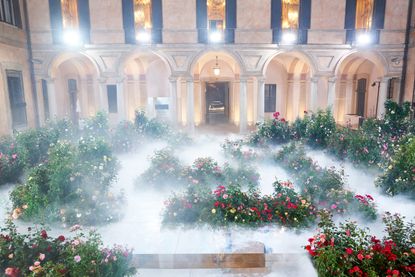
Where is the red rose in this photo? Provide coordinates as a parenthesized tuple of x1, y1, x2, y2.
(345, 248, 353, 255)
(58, 235, 65, 242)
(40, 230, 48, 239)
(357, 253, 364, 261)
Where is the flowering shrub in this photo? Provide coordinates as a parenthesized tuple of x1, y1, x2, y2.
(377, 136, 415, 196)
(10, 137, 122, 225)
(0, 138, 24, 186)
(185, 157, 223, 186)
(301, 109, 336, 147)
(275, 143, 377, 220)
(306, 212, 415, 277)
(163, 180, 316, 228)
(222, 163, 260, 189)
(249, 112, 291, 145)
(0, 221, 136, 276)
(82, 112, 110, 140)
(138, 148, 185, 187)
(134, 111, 169, 139)
(110, 121, 141, 153)
(222, 139, 257, 163)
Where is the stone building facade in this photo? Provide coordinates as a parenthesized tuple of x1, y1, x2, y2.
(0, 0, 414, 135)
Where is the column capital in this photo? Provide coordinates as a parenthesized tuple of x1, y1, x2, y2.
(168, 76, 178, 83)
(328, 76, 337, 83)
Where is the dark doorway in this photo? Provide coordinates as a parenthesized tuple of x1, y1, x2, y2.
(68, 79, 78, 125)
(205, 82, 229, 124)
(356, 78, 367, 117)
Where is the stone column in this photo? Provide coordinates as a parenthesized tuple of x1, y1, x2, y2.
(377, 77, 391, 119)
(327, 77, 337, 110)
(186, 78, 195, 132)
(116, 78, 126, 121)
(45, 77, 58, 119)
(309, 77, 318, 112)
(257, 77, 265, 122)
(345, 79, 354, 115)
(169, 77, 178, 125)
(239, 78, 248, 134)
(97, 78, 109, 113)
(292, 77, 301, 120)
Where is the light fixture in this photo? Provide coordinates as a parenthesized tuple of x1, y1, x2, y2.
(136, 30, 151, 43)
(209, 30, 223, 43)
(213, 56, 220, 76)
(63, 30, 82, 46)
(281, 30, 297, 44)
(356, 31, 373, 46)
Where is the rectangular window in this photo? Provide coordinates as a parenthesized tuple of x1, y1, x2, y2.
(41, 79, 50, 120)
(0, 0, 21, 27)
(355, 0, 374, 30)
(134, 0, 152, 40)
(264, 84, 277, 113)
(7, 70, 27, 127)
(61, 0, 79, 30)
(107, 85, 118, 113)
(207, 0, 225, 31)
(282, 0, 299, 30)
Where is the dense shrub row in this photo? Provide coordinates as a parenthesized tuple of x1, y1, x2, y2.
(0, 221, 136, 276)
(306, 212, 415, 277)
(138, 148, 260, 189)
(163, 180, 317, 228)
(275, 143, 377, 220)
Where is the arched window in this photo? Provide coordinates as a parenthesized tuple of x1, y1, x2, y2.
(207, 0, 225, 32)
(61, 0, 79, 30)
(134, 0, 152, 32)
(355, 0, 374, 30)
(282, 0, 299, 30)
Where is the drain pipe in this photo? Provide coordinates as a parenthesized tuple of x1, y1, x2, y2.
(23, 0, 40, 128)
(399, 0, 414, 105)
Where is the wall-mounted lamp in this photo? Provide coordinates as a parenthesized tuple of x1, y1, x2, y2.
(213, 56, 221, 76)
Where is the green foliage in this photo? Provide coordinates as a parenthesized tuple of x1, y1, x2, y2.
(249, 112, 291, 145)
(110, 120, 141, 153)
(0, 137, 24, 186)
(377, 136, 415, 196)
(10, 137, 122, 225)
(0, 221, 136, 276)
(134, 110, 169, 139)
(163, 180, 316, 228)
(275, 143, 377, 220)
(222, 139, 257, 163)
(306, 212, 415, 277)
(302, 109, 336, 147)
(83, 112, 110, 140)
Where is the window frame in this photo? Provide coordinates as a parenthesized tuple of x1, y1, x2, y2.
(0, 0, 21, 27)
(6, 70, 28, 128)
(264, 84, 277, 113)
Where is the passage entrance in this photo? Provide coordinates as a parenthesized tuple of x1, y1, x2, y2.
(205, 82, 229, 124)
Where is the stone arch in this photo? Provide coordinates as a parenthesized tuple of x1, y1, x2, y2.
(120, 51, 171, 120)
(262, 51, 315, 122)
(334, 51, 388, 124)
(189, 49, 244, 75)
(47, 52, 100, 123)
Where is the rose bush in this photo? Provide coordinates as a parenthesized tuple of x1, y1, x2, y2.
(10, 137, 122, 225)
(306, 212, 415, 277)
(163, 180, 316, 228)
(0, 221, 136, 276)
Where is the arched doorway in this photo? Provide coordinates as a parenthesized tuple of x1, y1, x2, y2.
(48, 53, 99, 125)
(263, 52, 314, 122)
(190, 51, 244, 128)
(335, 51, 387, 124)
(122, 52, 171, 121)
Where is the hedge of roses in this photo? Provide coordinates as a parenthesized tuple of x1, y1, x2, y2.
(10, 137, 122, 225)
(163, 180, 317, 228)
(0, 138, 24, 186)
(305, 212, 415, 277)
(377, 135, 415, 196)
(275, 143, 377, 220)
(0, 221, 136, 276)
(137, 149, 260, 189)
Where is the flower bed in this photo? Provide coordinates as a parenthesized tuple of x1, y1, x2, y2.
(222, 139, 258, 163)
(0, 138, 24, 186)
(0, 221, 136, 276)
(10, 137, 122, 225)
(275, 143, 377, 220)
(163, 180, 317, 228)
(138, 149, 260, 189)
(248, 112, 291, 145)
(305, 212, 415, 277)
(377, 135, 415, 196)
